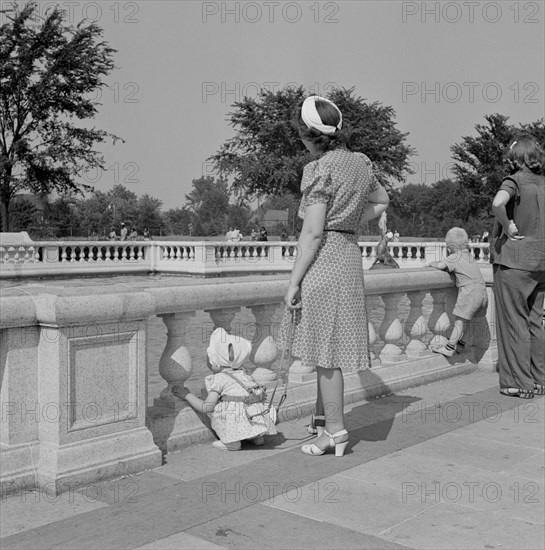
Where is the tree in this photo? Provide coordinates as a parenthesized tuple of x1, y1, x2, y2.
(184, 176, 230, 236)
(135, 194, 165, 235)
(208, 86, 415, 201)
(164, 207, 193, 236)
(451, 114, 545, 219)
(7, 197, 38, 231)
(46, 194, 79, 237)
(0, 2, 121, 231)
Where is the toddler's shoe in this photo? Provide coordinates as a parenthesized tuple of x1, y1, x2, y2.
(247, 435, 264, 446)
(432, 344, 456, 357)
(212, 440, 241, 451)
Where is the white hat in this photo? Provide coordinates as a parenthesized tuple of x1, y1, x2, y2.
(207, 328, 252, 370)
(301, 95, 342, 135)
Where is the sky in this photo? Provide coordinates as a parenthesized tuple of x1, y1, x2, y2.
(26, 0, 545, 208)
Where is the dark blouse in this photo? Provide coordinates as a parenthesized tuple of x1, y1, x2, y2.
(492, 170, 545, 272)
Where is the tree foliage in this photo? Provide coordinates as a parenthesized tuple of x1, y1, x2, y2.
(0, 2, 121, 230)
(208, 86, 415, 200)
(184, 176, 231, 236)
(451, 114, 545, 218)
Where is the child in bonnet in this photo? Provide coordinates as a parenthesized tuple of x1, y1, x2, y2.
(172, 328, 277, 450)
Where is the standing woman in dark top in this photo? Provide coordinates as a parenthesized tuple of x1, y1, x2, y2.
(491, 135, 545, 399)
(284, 95, 389, 456)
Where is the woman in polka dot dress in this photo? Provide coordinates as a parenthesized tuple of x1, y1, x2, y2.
(284, 95, 390, 457)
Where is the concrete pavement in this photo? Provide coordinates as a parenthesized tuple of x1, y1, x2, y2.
(1, 370, 543, 549)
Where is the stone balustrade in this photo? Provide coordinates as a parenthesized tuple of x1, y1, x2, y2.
(0, 265, 498, 496)
(0, 233, 491, 278)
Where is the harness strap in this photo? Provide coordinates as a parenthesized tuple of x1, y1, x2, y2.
(220, 394, 266, 404)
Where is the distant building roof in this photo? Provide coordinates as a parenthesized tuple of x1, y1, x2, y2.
(262, 209, 288, 222)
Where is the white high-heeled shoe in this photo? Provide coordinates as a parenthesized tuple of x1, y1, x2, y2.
(301, 429, 349, 457)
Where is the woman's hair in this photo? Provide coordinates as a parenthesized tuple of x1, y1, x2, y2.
(505, 134, 544, 174)
(292, 98, 348, 152)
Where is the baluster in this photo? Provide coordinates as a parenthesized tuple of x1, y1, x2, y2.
(248, 304, 280, 384)
(60, 247, 68, 262)
(368, 321, 379, 366)
(1, 246, 6, 262)
(404, 291, 429, 357)
(428, 289, 451, 349)
(121, 247, 128, 261)
(482, 244, 490, 263)
(138, 247, 144, 260)
(129, 246, 135, 260)
(155, 311, 197, 409)
(23, 247, 30, 263)
(189, 247, 195, 260)
(206, 306, 240, 333)
(378, 293, 407, 363)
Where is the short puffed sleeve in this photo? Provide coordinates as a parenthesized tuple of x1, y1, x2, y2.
(362, 154, 380, 193)
(301, 160, 332, 206)
(205, 374, 224, 396)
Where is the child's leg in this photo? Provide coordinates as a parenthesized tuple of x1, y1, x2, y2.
(448, 317, 467, 351)
(433, 317, 466, 357)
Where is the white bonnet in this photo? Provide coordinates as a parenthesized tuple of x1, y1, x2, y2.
(207, 328, 252, 370)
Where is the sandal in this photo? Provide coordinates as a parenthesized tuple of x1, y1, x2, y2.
(500, 388, 534, 399)
(533, 384, 545, 396)
(301, 429, 349, 457)
(306, 414, 325, 436)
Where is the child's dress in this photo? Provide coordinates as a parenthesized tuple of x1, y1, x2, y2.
(205, 369, 277, 444)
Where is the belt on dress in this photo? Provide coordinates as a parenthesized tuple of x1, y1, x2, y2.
(324, 228, 355, 235)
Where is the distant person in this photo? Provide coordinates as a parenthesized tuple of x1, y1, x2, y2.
(386, 229, 394, 241)
(225, 227, 234, 242)
(259, 226, 268, 241)
(393, 230, 400, 242)
(232, 228, 242, 242)
(280, 228, 289, 241)
(425, 227, 488, 357)
(128, 228, 138, 240)
(481, 230, 489, 243)
(108, 227, 117, 241)
(250, 228, 258, 241)
(120, 222, 128, 241)
(172, 328, 276, 450)
(143, 228, 152, 240)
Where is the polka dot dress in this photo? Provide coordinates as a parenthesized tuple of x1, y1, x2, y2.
(280, 148, 380, 371)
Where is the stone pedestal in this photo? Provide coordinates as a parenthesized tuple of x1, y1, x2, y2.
(31, 289, 162, 495)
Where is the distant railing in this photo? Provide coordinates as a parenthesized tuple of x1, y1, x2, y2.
(0, 233, 491, 278)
